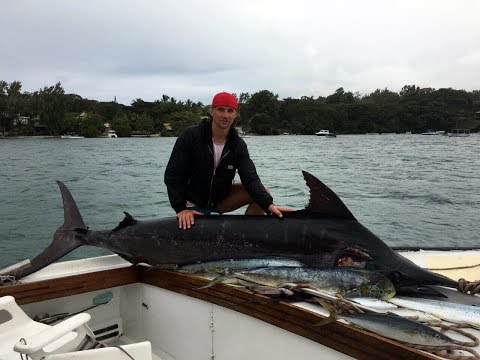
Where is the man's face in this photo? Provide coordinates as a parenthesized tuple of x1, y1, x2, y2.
(210, 106, 237, 131)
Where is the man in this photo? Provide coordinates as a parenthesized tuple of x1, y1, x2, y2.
(164, 91, 292, 229)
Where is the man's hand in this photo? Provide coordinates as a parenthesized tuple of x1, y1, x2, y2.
(268, 204, 293, 218)
(177, 209, 203, 229)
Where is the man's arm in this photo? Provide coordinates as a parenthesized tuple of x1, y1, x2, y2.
(236, 141, 293, 217)
(164, 132, 192, 214)
(235, 142, 274, 213)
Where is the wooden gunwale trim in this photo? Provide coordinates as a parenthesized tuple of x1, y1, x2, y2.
(0, 266, 435, 359)
(140, 267, 436, 360)
(0, 266, 139, 304)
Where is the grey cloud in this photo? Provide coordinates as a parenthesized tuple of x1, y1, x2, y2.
(1, 0, 479, 104)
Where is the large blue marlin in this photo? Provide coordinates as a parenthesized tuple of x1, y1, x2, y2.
(2, 171, 458, 290)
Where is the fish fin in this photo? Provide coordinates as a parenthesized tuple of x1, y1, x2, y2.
(112, 212, 137, 232)
(194, 274, 231, 290)
(57, 181, 87, 229)
(246, 285, 295, 297)
(343, 287, 359, 298)
(6, 181, 86, 280)
(394, 285, 447, 298)
(117, 253, 140, 265)
(403, 330, 421, 336)
(313, 298, 339, 327)
(301, 171, 356, 220)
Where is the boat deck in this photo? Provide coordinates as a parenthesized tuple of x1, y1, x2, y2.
(1, 252, 479, 359)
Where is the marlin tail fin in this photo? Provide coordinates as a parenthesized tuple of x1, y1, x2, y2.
(3, 181, 87, 281)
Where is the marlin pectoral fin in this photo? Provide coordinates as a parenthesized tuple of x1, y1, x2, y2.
(116, 253, 140, 265)
(394, 285, 447, 298)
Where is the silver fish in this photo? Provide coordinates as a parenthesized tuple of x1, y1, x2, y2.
(389, 297, 480, 328)
(318, 300, 454, 346)
(178, 258, 305, 274)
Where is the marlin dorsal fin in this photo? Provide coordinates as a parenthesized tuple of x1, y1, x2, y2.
(112, 212, 137, 232)
(302, 171, 356, 220)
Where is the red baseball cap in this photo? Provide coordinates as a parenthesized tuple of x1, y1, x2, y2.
(211, 92, 238, 110)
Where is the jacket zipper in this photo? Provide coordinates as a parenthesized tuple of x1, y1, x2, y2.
(207, 145, 230, 207)
(207, 145, 215, 206)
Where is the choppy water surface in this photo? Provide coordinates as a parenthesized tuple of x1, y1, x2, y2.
(0, 134, 479, 268)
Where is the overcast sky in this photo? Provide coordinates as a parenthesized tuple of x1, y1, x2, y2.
(2, 0, 480, 105)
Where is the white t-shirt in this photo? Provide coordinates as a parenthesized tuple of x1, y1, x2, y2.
(186, 139, 225, 208)
(213, 140, 226, 169)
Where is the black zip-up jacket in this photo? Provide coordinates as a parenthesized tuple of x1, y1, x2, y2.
(164, 119, 273, 214)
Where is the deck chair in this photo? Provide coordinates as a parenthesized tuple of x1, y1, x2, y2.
(0, 295, 93, 360)
(1, 295, 153, 360)
(44, 341, 153, 359)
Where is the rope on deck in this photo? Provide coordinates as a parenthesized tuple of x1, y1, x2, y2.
(457, 279, 480, 295)
(409, 344, 479, 360)
(427, 263, 480, 271)
(409, 322, 480, 360)
(0, 275, 21, 286)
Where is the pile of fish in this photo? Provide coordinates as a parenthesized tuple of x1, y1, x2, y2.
(1, 170, 478, 356)
(176, 257, 480, 358)
(176, 258, 396, 300)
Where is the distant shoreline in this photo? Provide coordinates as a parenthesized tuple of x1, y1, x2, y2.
(0, 134, 163, 139)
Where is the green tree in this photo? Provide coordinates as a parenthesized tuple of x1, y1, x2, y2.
(250, 113, 276, 135)
(244, 90, 279, 133)
(134, 113, 154, 134)
(163, 111, 200, 136)
(6, 81, 23, 120)
(111, 114, 132, 137)
(326, 87, 356, 104)
(0, 81, 9, 134)
(32, 82, 66, 135)
(79, 113, 105, 137)
(63, 112, 82, 134)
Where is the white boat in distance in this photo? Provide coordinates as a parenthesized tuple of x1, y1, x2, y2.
(107, 130, 118, 138)
(60, 135, 84, 139)
(421, 130, 445, 135)
(448, 129, 471, 137)
(0, 248, 479, 360)
(315, 129, 336, 137)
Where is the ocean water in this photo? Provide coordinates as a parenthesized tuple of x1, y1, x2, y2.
(0, 134, 479, 269)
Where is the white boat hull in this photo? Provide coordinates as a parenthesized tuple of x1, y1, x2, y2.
(1, 250, 479, 360)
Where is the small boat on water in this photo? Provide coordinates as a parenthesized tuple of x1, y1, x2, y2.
(421, 130, 445, 135)
(448, 129, 471, 137)
(315, 129, 336, 137)
(107, 130, 118, 138)
(60, 135, 84, 139)
(0, 248, 478, 360)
